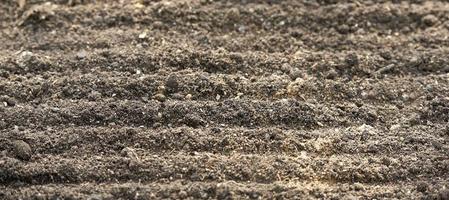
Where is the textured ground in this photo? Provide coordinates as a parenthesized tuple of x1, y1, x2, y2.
(0, 0, 449, 199)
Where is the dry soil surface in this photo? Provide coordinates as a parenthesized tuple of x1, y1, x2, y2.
(1, 0, 449, 199)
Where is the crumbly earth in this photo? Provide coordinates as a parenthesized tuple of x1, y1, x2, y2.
(0, 0, 449, 199)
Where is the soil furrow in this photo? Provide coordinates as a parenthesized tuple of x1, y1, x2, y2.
(1, 71, 447, 105)
(1, 153, 447, 186)
(1, 125, 447, 157)
(3, 180, 443, 200)
(1, 98, 421, 130)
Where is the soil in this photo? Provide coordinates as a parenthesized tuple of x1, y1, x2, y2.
(1, 0, 449, 199)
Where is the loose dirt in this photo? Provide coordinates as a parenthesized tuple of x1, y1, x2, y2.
(1, 0, 448, 199)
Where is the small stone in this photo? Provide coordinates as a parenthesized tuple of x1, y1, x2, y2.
(325, 69, 338, 79)
(409, 56, 421, 67)
(235, 92, 244, 99)
(11, 140, 32, 161)
(353, 183, 364, 191)
(289, 68, 302, 80)
(226, 8, 240, 21)
(357, 124, 374, 133)
(123, 149, 141, 168)
(337, 24, 350, 34)
(152, 122, 162, 128)
(165, 75, 179, 93)
(345, 53, 359, 67)
(156, 112, 163, 121)
(185, 94, 193, 100)
(238, 25, 246, 33)
(416, 182, 428, 193)
(290, 30, 302, 38)
(93, 15, 103, 23)
(425, 84, 433, 92)
(375, 64, 395, 75)
(422, 14, 439, 26)
(298, 151, 308, 159)
(1, 96, 16, 107)
(157, 85, 166, 92)
(153, 93, 166, 102)
(76, 50, 88, 59)
(211, 127, 221, 133)
(138, 31, 147, 39)
(178, 190, 188, 198)
(379, 51, 392, 60)
(121, 147, 139, 160)
(17, 0, 26, 9)
(280, 63, 291, 73)
(19, 51, 34, 62)
(183, 114, 205, 128)
(153, 21, 164, 29)
(133, 3, 144, 9)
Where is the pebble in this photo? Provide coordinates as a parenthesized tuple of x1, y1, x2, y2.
(422, 14, 439, 26)
(1, 96, 16, 107)
(76, 50, 88, 59)
(11, 140, 32, 161)
(121, 147, 139, 160)
(280, 63, 291, 73)
(226, 8, 240, 21)
(211, 127, 221, 133)
(345, 53, 359, 67)
(325, 69, 338, 79)
(353, 183, 364, 191)
(122, 147, 141, 169)
(289, 68, 302, 80)
(165, 75, 179, 93)
(19, 51, 34, 62)
(238, 25, 246, 33)
(357, 124, 374, 134)
(153, 93, 166, 102)
(138, 31, 147, 39)
(183, 114, 205, 128)
(379, 51, 392, 60)
(416, 181, 428, 193)
(178, 190, 188, 198)
(17, 0, 26, 9)
(152, 122, 162, 128)
(337, 24, 350, 34)
(375, 64, 395, 75)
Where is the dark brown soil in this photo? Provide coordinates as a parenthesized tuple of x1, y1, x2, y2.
(1, 0, 449, 199)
